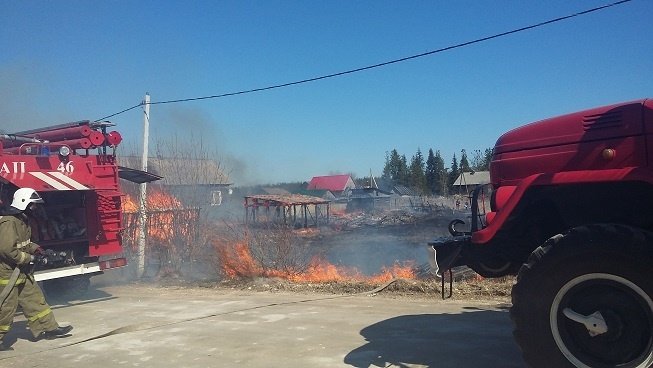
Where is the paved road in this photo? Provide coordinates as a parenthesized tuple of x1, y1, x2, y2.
(0, 283, 526, 367)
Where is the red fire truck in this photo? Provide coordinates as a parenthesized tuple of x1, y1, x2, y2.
(430, 99, 653, 367)
(0, 120, 159, 297)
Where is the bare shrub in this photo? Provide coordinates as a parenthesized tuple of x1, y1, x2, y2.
(211, 223, 314, 279)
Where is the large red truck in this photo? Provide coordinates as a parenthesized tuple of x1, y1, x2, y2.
(430, 99, 653, 368)
(0, 120, 158, 297)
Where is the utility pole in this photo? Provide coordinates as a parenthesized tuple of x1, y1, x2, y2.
(137, 93, 150, 278)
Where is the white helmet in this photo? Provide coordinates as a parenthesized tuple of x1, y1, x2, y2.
(11, 188, 44, 211)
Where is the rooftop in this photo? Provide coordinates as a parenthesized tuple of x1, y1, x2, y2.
(244, 194, 330, 206)
(307, 174, 353, 191)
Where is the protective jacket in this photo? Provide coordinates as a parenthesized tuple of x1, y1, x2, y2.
(0, 213, 39, 282)
(0, 211, 59, 340)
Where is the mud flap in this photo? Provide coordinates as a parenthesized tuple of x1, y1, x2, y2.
(428, 236, 470, 299)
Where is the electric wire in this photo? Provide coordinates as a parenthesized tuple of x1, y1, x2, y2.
(96, 103, 142, 121)
(94, 0, 632, 122)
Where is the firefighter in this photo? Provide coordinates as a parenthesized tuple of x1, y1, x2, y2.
(0, 188, 73, 351)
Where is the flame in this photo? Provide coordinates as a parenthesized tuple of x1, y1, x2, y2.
(368, 262, 416, 283)
(215, 240, 416, 283)
(123, 196, 138, 212)
(122, 190, 196, 243)
(122, 191, 182, 212)
(214, 241, 262, 278)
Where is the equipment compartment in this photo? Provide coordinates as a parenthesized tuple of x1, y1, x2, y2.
(33, 191, 88, 245)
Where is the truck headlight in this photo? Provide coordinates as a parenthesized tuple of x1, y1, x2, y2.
(59, 146, 71, 157)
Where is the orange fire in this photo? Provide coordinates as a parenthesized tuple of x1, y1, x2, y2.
(123, 191, 182, 212)
(216, 242, 262, 278)
(122, 190, 188, 241)
(215, 240, 416, 283)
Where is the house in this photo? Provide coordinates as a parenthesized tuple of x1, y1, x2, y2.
(374, 178, 419, 197)
(392, 184, 418, 197)
(452, 171, 490, 194)
(347, 187, 392, 212)
(307, 174, 356, 196)
(118, 156, 232, 207)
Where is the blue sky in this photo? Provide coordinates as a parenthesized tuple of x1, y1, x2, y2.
(1, 1, 651, 185)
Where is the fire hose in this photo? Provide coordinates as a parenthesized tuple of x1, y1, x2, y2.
(0, 268, 21, 307)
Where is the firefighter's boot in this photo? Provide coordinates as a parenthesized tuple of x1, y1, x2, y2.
(38, 325, 73, 340)
(0, 341, 13, 351)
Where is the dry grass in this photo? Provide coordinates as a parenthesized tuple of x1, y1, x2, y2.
(152, 211, 517, 303)
(161, 275, 516, 303)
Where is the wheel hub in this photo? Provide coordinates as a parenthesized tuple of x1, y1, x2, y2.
(552, 273, 653, 367)
(562, 308, 608, 337)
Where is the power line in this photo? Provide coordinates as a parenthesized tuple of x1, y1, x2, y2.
(97, 103, 142, 121)
(95, 0, 633, 121)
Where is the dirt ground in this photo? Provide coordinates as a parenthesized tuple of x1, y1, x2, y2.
(0, 281, 525, 368)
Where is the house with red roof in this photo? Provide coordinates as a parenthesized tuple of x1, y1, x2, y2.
(307, 174, 355, 196)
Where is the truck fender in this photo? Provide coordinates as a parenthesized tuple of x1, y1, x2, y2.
(473, 167, 653, 244)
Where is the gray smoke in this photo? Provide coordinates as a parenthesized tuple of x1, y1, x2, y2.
(0, 66, 45, 133)
(152, 105, 259, 186)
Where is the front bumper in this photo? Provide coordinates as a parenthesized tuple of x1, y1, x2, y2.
(427, 235, 471, 277)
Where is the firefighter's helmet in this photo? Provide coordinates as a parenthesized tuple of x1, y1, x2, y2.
(11, 188, 45, 211)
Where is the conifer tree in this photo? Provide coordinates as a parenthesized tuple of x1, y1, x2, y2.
(448, 153, 459, 191)
(398, 154, 409, 186)
(409, 148, 427, 194)
(425, 149, 438, 194)
(483, 148, 493, 170)
(435, 150, 447, 195)
(470, 148, 493, 171)
(382, 149, 404, 182)
(460, 149, 470, 172)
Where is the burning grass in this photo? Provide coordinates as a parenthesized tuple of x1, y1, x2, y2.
(127, 207, 514, 302)
(209, 226, 514, 301)
(213, 235, 417, 284)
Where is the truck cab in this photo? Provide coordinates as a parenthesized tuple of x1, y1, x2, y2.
(431, 98, 653, 277)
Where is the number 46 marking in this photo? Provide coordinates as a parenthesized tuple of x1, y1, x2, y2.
(57, 161, 74, 174)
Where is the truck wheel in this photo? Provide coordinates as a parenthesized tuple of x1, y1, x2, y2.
(468, 257, 519, 278)
(511, 224, 653, 368)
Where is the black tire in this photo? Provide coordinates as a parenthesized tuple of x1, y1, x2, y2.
(511, 224, 653, 368)
(465, 243, 522, 278)
(468, 257, 520, 278)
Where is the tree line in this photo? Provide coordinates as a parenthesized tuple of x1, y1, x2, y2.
(381, 148, 492, 195)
